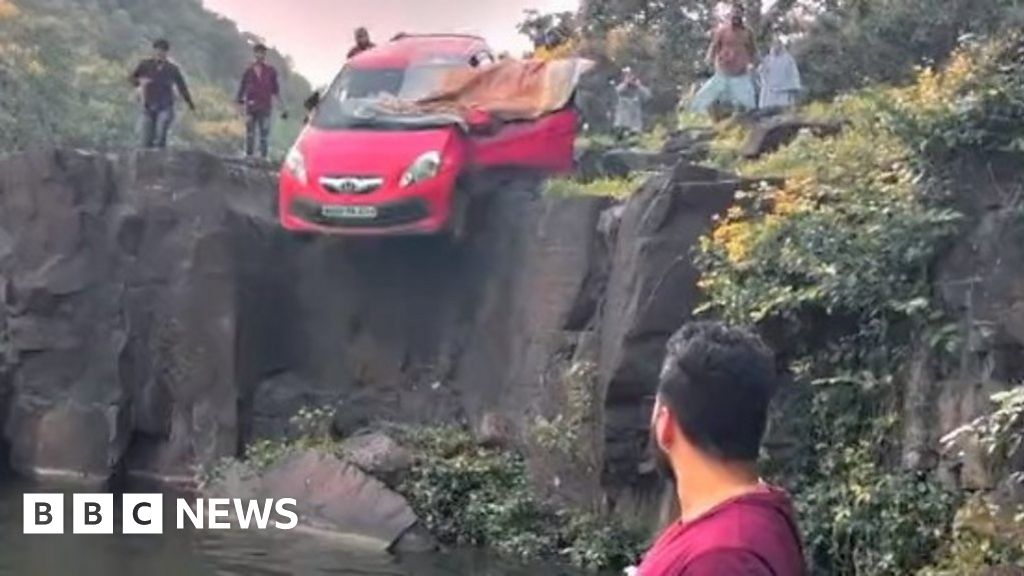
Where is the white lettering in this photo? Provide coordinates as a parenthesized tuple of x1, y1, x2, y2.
(233, 499, 274, 530)
(273, 499, 298, 530)
(176, 499, 203, 529)
(207, 498, 231, 529)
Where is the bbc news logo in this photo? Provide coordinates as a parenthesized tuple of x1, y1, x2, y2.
(23, 494, 299, 534)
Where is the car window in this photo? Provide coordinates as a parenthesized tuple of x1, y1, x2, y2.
(333, 68, 405, 100)
(311, 61, 470, 130)
(398, 63, 464, 99)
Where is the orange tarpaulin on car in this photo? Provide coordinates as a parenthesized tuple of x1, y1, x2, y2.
(378, 58, 594, 123)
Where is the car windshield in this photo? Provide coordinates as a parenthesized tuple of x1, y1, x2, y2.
(311, 62, 467, 130)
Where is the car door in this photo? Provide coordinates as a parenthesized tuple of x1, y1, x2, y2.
(466, 51, 579, 174)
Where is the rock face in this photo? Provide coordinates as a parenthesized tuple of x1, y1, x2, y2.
(339, 431, 412, 484)
(207, 449, 421, 550)
(903, 154, 1024, 490)
(1, 141, 1018, 539)
(0, 148, 751, 531)
(0, 151, 276, 482)
(596, 162, 741, 512)
(0, 149, 619, 486)
(740, 116, 842, 159)
(1, 151, 130, 482)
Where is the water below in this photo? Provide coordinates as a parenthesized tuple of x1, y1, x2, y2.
(0, 481, 586, 576)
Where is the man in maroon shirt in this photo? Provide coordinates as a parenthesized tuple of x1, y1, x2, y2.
(237, 43, 286, 159)
(640, 322, 806, 576)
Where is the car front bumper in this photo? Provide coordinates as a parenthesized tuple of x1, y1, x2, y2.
(278, 169, 457, 236)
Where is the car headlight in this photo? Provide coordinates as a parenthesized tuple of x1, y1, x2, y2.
(400, 151, 442, 187)
(285, 146, 308, 185)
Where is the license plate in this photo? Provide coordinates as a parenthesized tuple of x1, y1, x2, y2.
(320, 205, 378, 219)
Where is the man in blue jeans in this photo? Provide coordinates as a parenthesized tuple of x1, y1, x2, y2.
(236, 43, 287, 159)
(130, 39, 196, 148)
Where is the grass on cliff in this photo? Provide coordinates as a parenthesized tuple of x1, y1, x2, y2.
(696, 34, 1024, 576)
(544, 176, 641, 199)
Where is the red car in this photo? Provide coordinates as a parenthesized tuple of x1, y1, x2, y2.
(279, 34, 579, 237)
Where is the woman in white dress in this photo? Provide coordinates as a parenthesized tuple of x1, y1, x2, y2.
(758, 39, 802, 110)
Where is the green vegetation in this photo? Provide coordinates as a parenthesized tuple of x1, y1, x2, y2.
(0, 0, 311, 155)
(201, 413, 644, 572)
(388, 424, 644, 572)
(532, 361, 601, 472)
(696, 34, 1024, 575)
(544, 176, 641, 199)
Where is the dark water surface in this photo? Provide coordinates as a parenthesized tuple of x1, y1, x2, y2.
(0, 481, 584, 576)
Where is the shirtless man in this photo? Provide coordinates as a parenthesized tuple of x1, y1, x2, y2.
(691, 4, 758, 114)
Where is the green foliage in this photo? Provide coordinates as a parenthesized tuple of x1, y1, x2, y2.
(571, 0, 1024, 123)
(517, 9, 576, 48)
(0, 0, 311, 155)
(532, 361, 600, 470)
(695, 33, 1024, 576)
(796, 441, 957, 574)
(943, 384, 1024, 483)
(919, 496, 1024, 575)
(794, 0, 1024, 99)
(544, 176, 641, 199)
(390, 425, 644, 572)
(699, 110, 961, 326)
(197, 406, 338, 487)
(289, 406, 337, 450)
(887, 34, 1024, 159)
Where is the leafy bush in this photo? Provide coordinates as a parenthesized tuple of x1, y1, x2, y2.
(695, 34, 1024, 576)
(532, 361, 600, 470)
(390, 425, 644, 572)
(943, 384, 1024, 484)
(919, 496, 1024, 575)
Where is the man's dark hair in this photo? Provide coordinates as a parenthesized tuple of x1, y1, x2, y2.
(153, 39, 170, 51)
(253, 43, 268, 54)
(658, 322, 778, 462)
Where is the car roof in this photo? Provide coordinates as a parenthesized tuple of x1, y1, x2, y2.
(350, 34, 491, 68)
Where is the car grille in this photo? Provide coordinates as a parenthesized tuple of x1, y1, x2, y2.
(319, 175, 384, 195)
(290, 198, 430, 229)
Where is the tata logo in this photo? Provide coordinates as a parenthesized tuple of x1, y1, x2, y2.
(320, 176, 383, 194)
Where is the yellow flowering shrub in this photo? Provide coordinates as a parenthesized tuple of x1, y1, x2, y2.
(696, 33, 1024, 576)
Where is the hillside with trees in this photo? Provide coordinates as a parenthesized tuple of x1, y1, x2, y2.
(519, 0, 1024, 128)
(0, 0, 312, 155)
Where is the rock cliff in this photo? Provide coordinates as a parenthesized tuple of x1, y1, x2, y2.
(0, 146, 1019, 533)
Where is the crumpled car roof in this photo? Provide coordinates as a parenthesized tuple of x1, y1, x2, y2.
(371, 57, 594, 129)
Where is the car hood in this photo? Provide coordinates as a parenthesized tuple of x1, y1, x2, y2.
(298, 126, 460, 178)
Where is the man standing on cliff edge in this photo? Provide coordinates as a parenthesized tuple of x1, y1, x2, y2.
(691, 3, 758, 115)
(638, 322, 806, 575)
(237, 43, 286, 159)
(130, 39, 195, 149)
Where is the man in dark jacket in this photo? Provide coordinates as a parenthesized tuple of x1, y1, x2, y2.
(347, 27, 375, 59)
(130, 39, 195, 149)
(236, 43, 286, 159)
